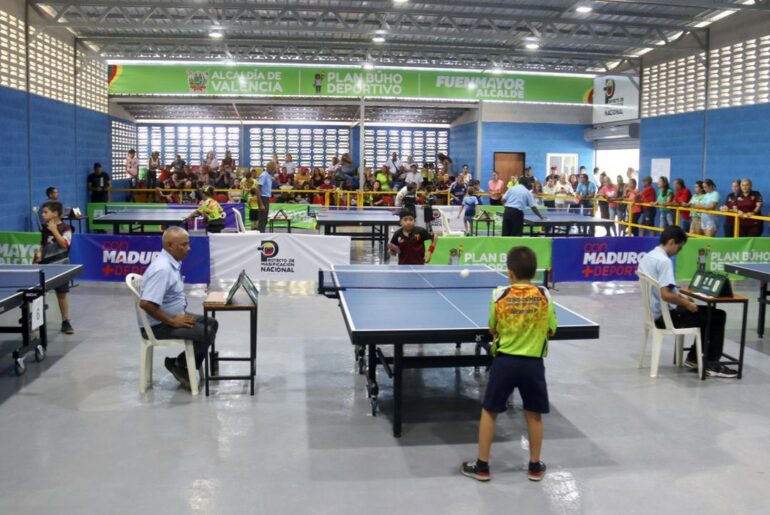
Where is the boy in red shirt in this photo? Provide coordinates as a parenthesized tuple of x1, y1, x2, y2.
(388, 210, 436, 264)
(639, 176, 657, 237)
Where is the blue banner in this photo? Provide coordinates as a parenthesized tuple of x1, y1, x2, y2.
(552, 237, 658, 282)
(69, 233, 210, 284)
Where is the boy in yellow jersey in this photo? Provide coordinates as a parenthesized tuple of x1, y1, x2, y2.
(461, 246, 557, 483)
(187, 185, 225, 233)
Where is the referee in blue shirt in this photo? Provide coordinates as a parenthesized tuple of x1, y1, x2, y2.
(501, 177, 546, 236)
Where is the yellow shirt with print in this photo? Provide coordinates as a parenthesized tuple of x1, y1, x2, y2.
(489, 284, 557, 358)
(199, 198, 224, 221)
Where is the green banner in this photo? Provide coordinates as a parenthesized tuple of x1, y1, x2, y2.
(109, 64, 593, 104)
(0, 232, 41, 264)
(429, 237, 552, 272)
(675, 237, 770, 281)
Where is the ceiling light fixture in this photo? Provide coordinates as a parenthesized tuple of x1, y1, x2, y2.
(375, 29, 388, 35)
(393, 0, 409, 4)
(525, 42, 540, 50)
(576, 6, 593, 14)
(372, 36, 386, 43)
(209, 29, 223, 39)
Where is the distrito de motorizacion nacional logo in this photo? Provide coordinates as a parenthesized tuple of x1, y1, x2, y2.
(258, 241, 279, 262)
(603, 79, 616, 102)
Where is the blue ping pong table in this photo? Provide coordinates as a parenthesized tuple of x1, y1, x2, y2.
(725, 263, 770, 337)
(497, 209, 615, 236)
(313, 208, 402, 261)
(319, 264, 599, 437)
(0, 264, 83, 375)
(94, 207, 197, 234)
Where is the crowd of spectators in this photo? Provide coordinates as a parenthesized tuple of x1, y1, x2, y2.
(123, 149, 765, 237)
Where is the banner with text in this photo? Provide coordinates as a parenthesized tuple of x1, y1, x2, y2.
(592, 75, 640, 124)
(552, 237, 657, 282)
(209, 233, 350, 281)
(69, 234, 210, 283)
(675, 237, 770, 281)
(109, 64, 593, 104)
(0, 232, 40, 264)
(429, 237, 552, 272)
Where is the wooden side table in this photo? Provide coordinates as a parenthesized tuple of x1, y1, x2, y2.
(203, 291, 258, 395)
(680, 288, 748, 379)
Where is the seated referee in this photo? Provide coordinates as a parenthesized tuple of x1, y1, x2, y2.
(501, 176, 545, 236)
(139, 226, 219, 390)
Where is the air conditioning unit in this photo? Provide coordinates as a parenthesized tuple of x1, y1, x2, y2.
(584, 123, 640, 141)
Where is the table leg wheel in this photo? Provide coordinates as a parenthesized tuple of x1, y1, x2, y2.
(34, 344, 45, 363)
(14, 358, 26, 376)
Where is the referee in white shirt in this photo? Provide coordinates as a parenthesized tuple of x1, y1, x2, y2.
(501, 177, 545, 236)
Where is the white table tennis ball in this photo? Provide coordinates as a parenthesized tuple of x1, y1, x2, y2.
(460, 269, 470, 278)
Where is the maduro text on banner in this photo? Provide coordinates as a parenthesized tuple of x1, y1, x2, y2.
(209, 233, 350, 281)
(552, 237, 657, 282)
(69, 234, 211, 283)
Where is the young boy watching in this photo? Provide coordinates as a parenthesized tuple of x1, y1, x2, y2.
(462, 246, 557, 482)
(33, 201, 75, 334)
(388, 209, 436, 265)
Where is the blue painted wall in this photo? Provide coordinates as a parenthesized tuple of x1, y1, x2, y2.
(640, 103, 770, 234)
(449, 122, 477, 177)
(0, 86, 30, 232)
(0, 85, 111, 231)
(480, 122, 594, 185)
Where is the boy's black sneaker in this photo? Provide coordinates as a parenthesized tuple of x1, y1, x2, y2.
(460, 461, 491, 482)
(683, 358, 698, 370)
(61, 320, 74, 335)
(164, 357, 191, 391)
(527, 461, 546, 482)
(706, 364, 738, 378)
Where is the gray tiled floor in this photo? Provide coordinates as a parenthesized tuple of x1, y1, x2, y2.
(1, 242, 770, 514)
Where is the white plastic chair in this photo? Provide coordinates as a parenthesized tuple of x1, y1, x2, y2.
(440, 210, 465, 236)
(637, 271, 703, 378)
(231, 208, 247, 233)
(125, 273, 199, 395)
(32, 206, 42, 231)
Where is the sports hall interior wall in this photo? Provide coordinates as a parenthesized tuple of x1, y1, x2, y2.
(460, 121, 595, 185)
(640, 102, 770, 235)
(0, 85, 113, 232)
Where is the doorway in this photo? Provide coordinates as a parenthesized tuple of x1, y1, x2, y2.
(493, 152, 525, 185)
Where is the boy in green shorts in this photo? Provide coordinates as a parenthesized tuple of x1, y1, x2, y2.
(461, 246, 557, 482)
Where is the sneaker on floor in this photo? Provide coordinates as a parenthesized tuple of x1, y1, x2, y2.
(683, 358, 698, 369)
(460, 461, 491, 482)
(61, 320, 74, 335)
(164, 357, 191, 391)
(527, 461, 547, 482)
(706, 364, 738, 378)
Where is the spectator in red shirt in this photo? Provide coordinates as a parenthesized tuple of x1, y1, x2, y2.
(672, 178, 692, 232)
(732, 179, 763, 237)
(639, 176, 657, 237)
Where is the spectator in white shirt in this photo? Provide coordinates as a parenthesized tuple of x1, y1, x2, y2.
(404, 164, 421, 186)
(125, 149, 139, 201)
(553, 174, 575, 210)
(284, 154, 298, 175)
(385, 152, 403, 176)
(460, 164, 473, 185)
